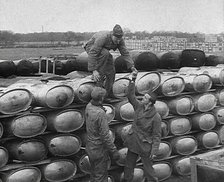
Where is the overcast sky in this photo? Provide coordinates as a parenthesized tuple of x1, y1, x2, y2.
(0, 0, 223, 34)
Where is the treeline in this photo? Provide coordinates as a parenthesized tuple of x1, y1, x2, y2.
(0, 30, 224, 47)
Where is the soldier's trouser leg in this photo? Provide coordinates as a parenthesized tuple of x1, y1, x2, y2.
(89, 153, 109, 182)
(104, 68, 116, 98)
(123, 150, 139, 181)
(141, 156, 158, 182)
(96, 49, 115, 97)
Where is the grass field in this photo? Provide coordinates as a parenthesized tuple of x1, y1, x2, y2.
(0, 46, 84, 60)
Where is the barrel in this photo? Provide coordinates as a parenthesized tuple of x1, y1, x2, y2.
(180, 49, 206, 67)
(114, 123, 132, 142)
(157, 51, 181, 69)
(0, 147, 8, 168)
(200, 66, 224, 85)
(167, 117, 192, 136)
(0, 167, 41, 182)
(0, 60, 16, 77)
(190, 113, 216, 131)
(196, 131, 219, 149)
(113, 71, 160, 97)
(214, 125, 224, 144)
(179, 66, 224, 85)
(158, 74, 185, 97)
(172, 157, 191, 176)
(5, 139, 47, 162)
(0, 122, 4, 138)
(2, 113, 47, 138)
(66, 70, 91, 79)
(9, 82, 74, 108)
(213, 107, 224, 124)
(74, 51, 90, 71)
(44, 109, 84, 133)
(192, 93, 217, 112)
(154, 141, 172, 160)
(215, 89, 224, 106)
(134, 72, 161, 95)
(205, 54, 224, 66)
(113, 100, 134, 121)
(132, 51, 159, 71)
(13, 59, 34, 76)
(170, 136, 198, 155)
(44, 134, 81, 157)
(153, 162, 172, 181)
(178, 73, 212, 93)
(0, 88, 32, 114)
(114, 55, 129, 73)
(112, 76, 130, 98)
(61, 77, 96, 103)
(78, 129, 115, 146)
(166, 95, 194, 115)
(154, 100, 169, 119)
(41, 159, 77, 182)
(116, 147, 141, 166)
(119, 167, 145, 182)
(58, 59, 77, 75)
(78, 154, 111, 174)
(161, 121, 169, 138)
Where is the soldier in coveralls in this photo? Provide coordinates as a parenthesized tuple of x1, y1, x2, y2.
(85, 87, 120, 182)
(84, 24, 137, 98)
(123, 72, 161, 182)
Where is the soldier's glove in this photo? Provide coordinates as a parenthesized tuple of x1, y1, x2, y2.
(112, 150, 120, 161)
(131, 70, 138, 81)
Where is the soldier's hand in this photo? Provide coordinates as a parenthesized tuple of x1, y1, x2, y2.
(131, 66, 138, 74)
(92, 70, 100, 82)
(112, 151, 120, 161)
(150, 154, 156, 159)
(131, 69, 138, 81)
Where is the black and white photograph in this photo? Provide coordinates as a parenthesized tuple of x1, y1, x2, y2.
(0, 0, 224, 182)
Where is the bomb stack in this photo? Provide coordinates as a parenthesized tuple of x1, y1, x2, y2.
(0, 74, 120, 182)
(0, 48, 223, 182)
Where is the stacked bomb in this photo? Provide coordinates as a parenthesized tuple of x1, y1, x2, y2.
(0, 75, 119, 182)
(104, 65, 224, 181)
(0, 48, 224, 181)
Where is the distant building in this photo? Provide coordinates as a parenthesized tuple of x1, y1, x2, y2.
(205, 35, 218, 42)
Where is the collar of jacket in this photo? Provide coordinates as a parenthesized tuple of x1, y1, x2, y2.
(143, 105, 157, 118)
(90, 99, 107, 112)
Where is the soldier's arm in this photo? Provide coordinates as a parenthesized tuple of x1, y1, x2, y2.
(118, 39, 134, 70)
(98, 112, 117, 153)
(127, 80, 139, 110)
(151, 114, 162, 156)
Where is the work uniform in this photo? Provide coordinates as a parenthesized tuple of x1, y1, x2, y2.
(123, 81, 161, 182)
(85, 100, 117, 182)
(84, 31, 134, 97)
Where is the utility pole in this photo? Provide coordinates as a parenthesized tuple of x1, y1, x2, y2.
(42, 26, 44, 32)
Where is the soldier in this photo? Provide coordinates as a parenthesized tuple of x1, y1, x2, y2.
(84, 24, 137, 98)
(85, 87, 120, 182)
(123, 72, 161, 182)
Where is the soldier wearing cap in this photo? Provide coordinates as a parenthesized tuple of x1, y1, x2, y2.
(84, 24, 137, 98)
(85, 87, 120, 182)
(122, 72, 161, 182)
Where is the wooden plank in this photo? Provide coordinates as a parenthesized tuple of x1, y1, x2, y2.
(190, 147, 224, 182)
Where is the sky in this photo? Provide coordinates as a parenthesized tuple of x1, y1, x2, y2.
(0, 0, 223, 34)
